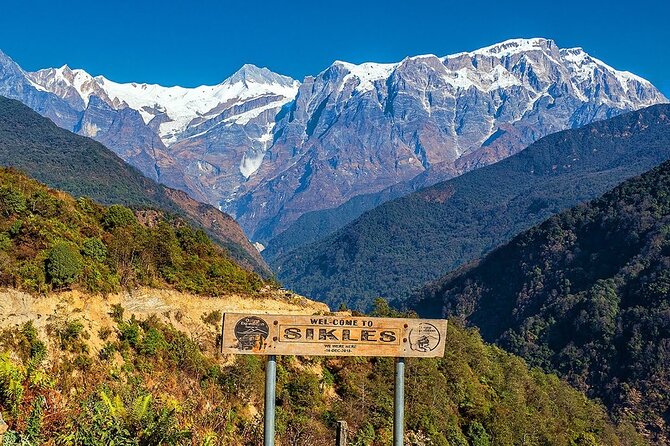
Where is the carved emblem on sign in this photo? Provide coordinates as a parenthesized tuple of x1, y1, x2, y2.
(234, 316, 270, 352)
(408, 322, 441, 352)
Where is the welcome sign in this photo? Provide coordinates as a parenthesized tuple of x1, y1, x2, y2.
(220, 313, 448, 357)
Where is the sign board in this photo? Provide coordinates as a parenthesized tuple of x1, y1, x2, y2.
(220, 313, 448, 357)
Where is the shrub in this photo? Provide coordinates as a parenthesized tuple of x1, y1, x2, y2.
(98, 342, 116, 361)
(25, 395, 45, 442)
(283, 371, 322, 415)
(98, 326, 113, 341)
(62, 391, 191, 445)
(56, 319, 88, 353)
(109, 304, 125, 323)
(0, 187, 27, 216)
(0, 353, 25, 417)
(81, 263, 118, 294)
(76, 196, 96, 214)
(20, 322, 46, 364)
(467, 421, 491, 446)
(103, 204, 136, 230)
(18, 260, 47, 292)
(29, 190, 61, 218)
(46, 242, 84, 287)
(74, 353, 92, 371)
(82, 237, 107, 262)
(0, 232, 11, 251)
(201, 311, 221, 327)
(118, 319, 142, 349)
(140, 328, 167, 356)
(8, 220, 22, 236)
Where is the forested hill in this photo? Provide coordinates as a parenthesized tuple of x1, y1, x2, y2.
(413, 159, 670, 443)
(273, 104, 670, 310)
(0, 96, 270, 275)
(0, 296, 645, 445)
(0, 168, 263, 295)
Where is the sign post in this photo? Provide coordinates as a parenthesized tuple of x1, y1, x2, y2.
(336, 421, 348, 446)
(221, 313, 447, 446)
(394, 357, 405, 446)
(264, 355, 277, 446)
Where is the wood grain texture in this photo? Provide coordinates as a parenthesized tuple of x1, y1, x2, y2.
(221, 313, 447, 357)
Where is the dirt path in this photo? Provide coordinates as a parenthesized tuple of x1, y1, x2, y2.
(0, 287, 329, 353)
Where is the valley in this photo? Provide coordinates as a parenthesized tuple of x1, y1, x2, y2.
(274, 104, 670, 310)
(413, 158, 670, 443)
(0, 15, 669, 445)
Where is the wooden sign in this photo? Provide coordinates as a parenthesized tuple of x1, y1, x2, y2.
(220, 313, 447, 357)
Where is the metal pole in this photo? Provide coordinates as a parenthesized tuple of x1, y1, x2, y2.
(394, 357, 405, 446)
(264, 355, 277, 446)
(336, 420, 348, 446)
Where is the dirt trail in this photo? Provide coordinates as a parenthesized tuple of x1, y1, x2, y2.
(0, 287, 330, 353)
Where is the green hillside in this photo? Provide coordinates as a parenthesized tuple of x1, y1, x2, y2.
(262, 181, 412, 262)
(0, 97, 176, 210)
(0, 96, 270, 276)
(273, 104, 670, 310)
(0, 168, 262, 295)
(0, 300, 643, 445)
(414, 159, 670, 443)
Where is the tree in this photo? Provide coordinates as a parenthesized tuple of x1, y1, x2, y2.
(103, 204, 136, 230)
(46, 242, 84, 287)
(82, 237, 107, 262)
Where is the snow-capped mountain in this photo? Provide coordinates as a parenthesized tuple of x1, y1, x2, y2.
(28, 63, 299, 144)
(231, 38, 667, 240)
(23, 62, 300, 193)
(0, 38, 666, 245)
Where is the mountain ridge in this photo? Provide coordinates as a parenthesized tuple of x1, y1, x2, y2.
(1, 38, 665, 246)
(271, 104, 670, 310)
(237, 36, 666, 241)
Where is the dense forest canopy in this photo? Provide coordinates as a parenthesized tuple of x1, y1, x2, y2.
(414, 159, 670, 443)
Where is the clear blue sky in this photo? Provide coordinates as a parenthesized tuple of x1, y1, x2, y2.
(1, 0, 668, 96)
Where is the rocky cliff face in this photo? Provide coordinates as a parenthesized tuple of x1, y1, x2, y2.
(0, 52, 300, 205)
(235, 38, 667, 240)
(0, 39, 666, 245)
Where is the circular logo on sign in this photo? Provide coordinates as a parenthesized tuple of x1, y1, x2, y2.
(408, 322, 441, 352)
(234, 316, 270, 351)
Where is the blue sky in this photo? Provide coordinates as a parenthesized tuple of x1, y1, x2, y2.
(1, 0, 668, 96)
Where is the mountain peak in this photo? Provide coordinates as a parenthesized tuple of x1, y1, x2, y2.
(470, 37, 556, 57)
(328, 60, 398, 91)
(225, 63, 296, 88)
